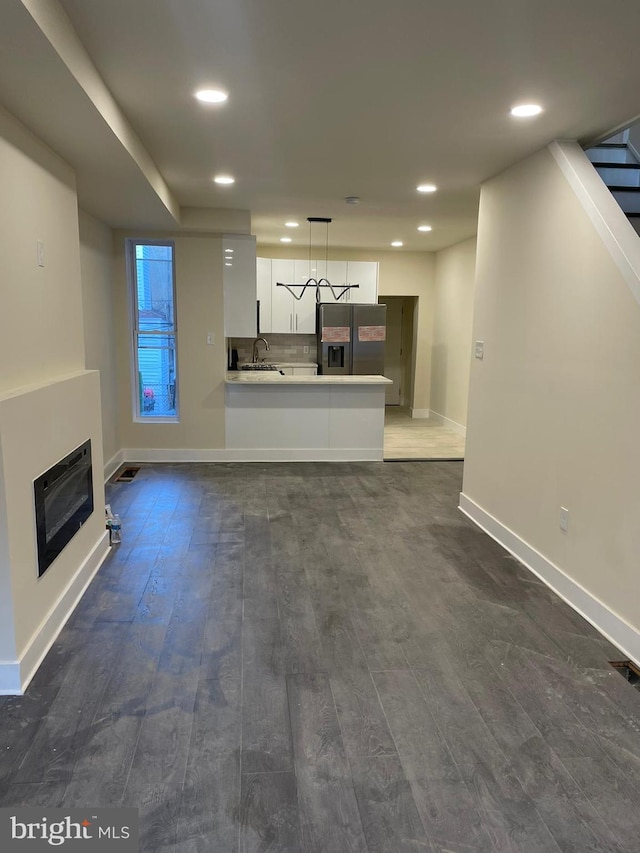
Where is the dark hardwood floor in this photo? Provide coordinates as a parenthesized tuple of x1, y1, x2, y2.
(1, 461, 639, 851)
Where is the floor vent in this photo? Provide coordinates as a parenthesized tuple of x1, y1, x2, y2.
(609, 660, 640, 690)
(114, 466, 140, 482)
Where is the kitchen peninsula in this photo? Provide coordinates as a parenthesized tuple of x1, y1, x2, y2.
(225, 372, 392, 461)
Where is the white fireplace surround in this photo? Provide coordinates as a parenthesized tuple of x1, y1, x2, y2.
(0, 370, 108, 694)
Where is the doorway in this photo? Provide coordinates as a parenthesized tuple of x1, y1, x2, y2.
(380, 294, 465, 460)
(380, 295, 415, 407)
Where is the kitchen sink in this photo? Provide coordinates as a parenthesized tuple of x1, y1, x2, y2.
(240, 363, 281, 372)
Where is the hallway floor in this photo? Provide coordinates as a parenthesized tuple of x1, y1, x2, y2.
(0, 461, 638, 851)
(384, 406, 465, 459)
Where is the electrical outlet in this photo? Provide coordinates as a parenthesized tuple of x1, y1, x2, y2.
(303, 345, 309, 354)
(474, 341, 484, 359)
(559, 507, 569, 533)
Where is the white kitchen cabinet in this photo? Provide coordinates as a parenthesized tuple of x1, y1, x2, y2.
(270, 259, 317, 333)
(310, 259, 378, 304)
(256, 257, 379, 334)
(257, 257, 272, 334)
(223, 235, 257, 337)
(270, 259, 294, 333)
(317, 260, 348, 302)
(345, 261, 378, 303)
(277, 366, 317, 375)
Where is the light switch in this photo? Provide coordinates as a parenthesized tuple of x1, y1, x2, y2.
(36, 240, 45, 267)
(560, 507, 569, 533)
(207, 333, 215, 345)
(474, 341, 484, 359)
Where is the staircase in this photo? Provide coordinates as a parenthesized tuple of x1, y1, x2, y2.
(585, 133, 640, 235)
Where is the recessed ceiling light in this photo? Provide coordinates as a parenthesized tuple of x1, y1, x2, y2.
(417, 225, 432, 232)
(195, 88, 228, 104)
(417, 184, 437, 193)
(510, 103, 542, 117)
(214, 174, 235, 185)
(391, 241, 403, 247)
(285, 221, 299, 228)
(280, 237, 292, 243)
(225, 262, 232, 266)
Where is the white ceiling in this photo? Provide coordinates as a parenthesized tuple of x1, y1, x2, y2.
(3, 0, 640, 251)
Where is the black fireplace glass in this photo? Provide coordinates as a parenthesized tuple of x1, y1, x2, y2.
(34, 439, 94, 578)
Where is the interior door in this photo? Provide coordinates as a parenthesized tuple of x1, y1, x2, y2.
(383, 297, 403, 405)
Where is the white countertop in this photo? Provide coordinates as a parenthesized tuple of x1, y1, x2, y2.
(226, 371, 392, 385)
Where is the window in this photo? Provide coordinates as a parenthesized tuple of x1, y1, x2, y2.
(128, 240, 178, 420)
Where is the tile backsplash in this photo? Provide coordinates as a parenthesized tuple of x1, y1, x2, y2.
(228, 334, 318, 366)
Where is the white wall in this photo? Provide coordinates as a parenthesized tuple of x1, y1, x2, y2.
(0, 439, 17, 664)
(113, 232, 226, 452)
(0, 371, 108, 693)
(259, 245, 435, 413)
(79, 210, 119, 470)
(463, 144, 640, 655)
(430, 237, 476, 430)
(0, 106, 107, 693)
(0, 104, 85, 391)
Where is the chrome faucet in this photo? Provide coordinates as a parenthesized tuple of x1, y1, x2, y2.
(252, 337, 270, 362)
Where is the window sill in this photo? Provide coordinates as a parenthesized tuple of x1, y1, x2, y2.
(133, 416, 180, 424)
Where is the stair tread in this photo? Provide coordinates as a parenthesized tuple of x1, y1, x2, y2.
(590, 143, 629, 149)
(592, 162, 640, 169)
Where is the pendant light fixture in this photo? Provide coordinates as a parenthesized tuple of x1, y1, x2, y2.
(276, 217, 359, 303)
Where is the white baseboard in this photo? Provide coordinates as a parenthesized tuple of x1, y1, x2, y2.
(104, 449, 125, 483)
(0, 531, 110, 695)
(123, 447, 384, 463)
(459, 492, 640, 668)
(410, 408, 430, 419)
(123, 447, 230, 463)
(429, 410, 467, 437)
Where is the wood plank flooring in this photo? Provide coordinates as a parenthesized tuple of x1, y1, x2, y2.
(1, 461, 639, 851)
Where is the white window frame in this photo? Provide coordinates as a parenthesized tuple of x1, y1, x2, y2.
(126, 239, 179, 423)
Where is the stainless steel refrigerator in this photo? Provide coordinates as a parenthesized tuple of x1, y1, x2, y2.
(317, 303, 386, 375)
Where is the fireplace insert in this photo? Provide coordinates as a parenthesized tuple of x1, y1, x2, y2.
(34, 439, 94, 577)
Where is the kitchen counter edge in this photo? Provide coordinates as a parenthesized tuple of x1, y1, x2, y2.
(225, 372, 392, 385)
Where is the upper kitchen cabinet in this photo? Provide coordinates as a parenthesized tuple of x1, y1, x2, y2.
(344, 261, 378, 303)
(310, 259, 378, 303)
(223, 235, 257, 338)
(257, 257, 272, 334)
(270, 259, 317, 333)
(316, 260, 348, 301)
(255, 257, 379, 333)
